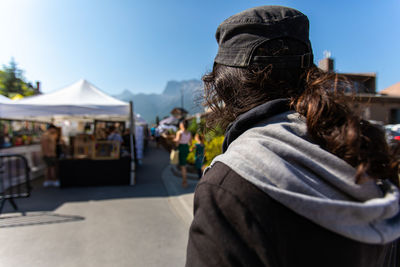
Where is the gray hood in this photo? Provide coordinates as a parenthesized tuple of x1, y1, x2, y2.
(210, 110, 400, 244)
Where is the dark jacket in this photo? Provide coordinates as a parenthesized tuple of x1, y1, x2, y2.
(186, 162, 399, 267)
(186, 99, 400, 267)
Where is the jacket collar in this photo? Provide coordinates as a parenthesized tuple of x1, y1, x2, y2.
(223, 98, 291, 152)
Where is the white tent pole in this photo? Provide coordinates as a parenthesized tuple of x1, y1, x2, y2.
(129, 101, 136, 185)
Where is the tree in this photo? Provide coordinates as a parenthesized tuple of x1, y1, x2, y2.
(0, 58, 36, 97)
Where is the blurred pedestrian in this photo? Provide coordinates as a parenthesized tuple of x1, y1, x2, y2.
(135, 125, 144, 165)
(154, 126, 161, 149)
(186, 6, 400, 267)
(174, 120, 192, 187)
(41, 124, 59, 187)
(55, 127, 66, 159)
(192, 133, 205, 179)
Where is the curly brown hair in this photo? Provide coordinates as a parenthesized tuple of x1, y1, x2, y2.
(203, 38, 399, 185)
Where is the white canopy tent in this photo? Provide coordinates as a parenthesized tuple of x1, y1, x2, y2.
(0, 79, 136, 184)
(0, 79, 129, 120)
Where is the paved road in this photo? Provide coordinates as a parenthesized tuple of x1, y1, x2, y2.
(0, 142, 195, 267)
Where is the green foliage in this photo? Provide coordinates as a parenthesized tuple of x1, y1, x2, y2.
(187, 118, 198, 135)
(187, 117, 206, 136)
(204, 124, 224, 142)
(185, 131, 224, 168)
(0, 58, 36, 98)
(198, 118, 206, 134)
(0, 70, 7, 95)
(204, 135, 224, 167)
(181, 118, 225, 168)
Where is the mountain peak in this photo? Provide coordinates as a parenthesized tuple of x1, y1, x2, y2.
(114, 89, 134, 100)
(121, 89, 132, 94)
(113, 79, 204, 123)
(162, 79, 202, 95)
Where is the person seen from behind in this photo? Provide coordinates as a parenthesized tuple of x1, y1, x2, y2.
(55, 127, 66, 159)
(191, 133, 205, 179)
(150, 125, 156, 139)
(174, 120, 192, 187)
(41, 124, 59, 187)
(154, 126, 161, 149)
(186, 5, 400, 267)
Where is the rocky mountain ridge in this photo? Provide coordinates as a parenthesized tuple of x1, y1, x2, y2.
(113, 79, 204, 124)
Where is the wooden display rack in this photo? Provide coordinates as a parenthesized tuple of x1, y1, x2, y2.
(73, 136, 94, 159)
(73, 133, 120, 160)
(92, 141, 120, 160)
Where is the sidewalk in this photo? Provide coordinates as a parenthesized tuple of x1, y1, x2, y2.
(0, 143, 197, 267)
(161, 165, 198, 227)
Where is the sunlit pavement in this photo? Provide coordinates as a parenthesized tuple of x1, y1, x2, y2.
(0, 142, 197, 267)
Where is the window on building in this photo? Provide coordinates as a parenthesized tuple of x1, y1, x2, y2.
(389, 109, 400, 124)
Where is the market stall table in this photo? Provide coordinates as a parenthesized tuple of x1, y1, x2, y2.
(1, 79, 138, 186)
(58, 157, 131, 187)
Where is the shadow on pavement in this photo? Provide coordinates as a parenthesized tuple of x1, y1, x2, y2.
(0, 212, 85, 228)
(163, 165, 198, 196)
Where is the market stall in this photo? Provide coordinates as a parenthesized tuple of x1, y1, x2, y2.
(0, 119, 48, 192)
(0, 95, 49, 187)
(0, 79, 137, 187)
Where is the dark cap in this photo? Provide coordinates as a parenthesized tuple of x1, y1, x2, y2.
(214, 6, 313, 68)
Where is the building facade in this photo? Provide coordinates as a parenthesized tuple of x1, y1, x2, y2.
(318, 57, 400, 125)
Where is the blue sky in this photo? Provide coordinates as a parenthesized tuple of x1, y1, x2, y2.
(0, 0, 399, 95)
